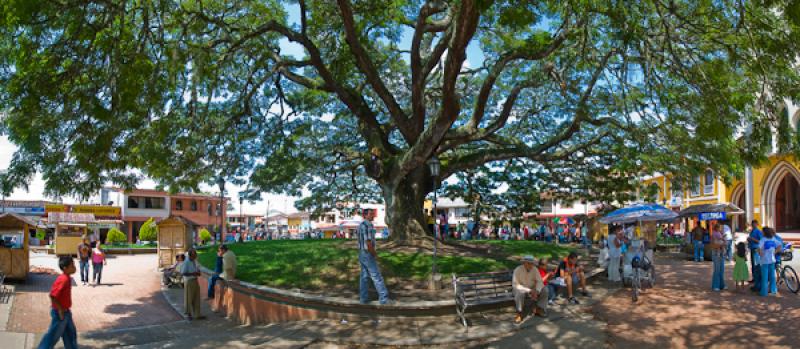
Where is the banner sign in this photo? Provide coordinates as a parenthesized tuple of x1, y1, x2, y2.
(699, 212, 726, 221)
(45, 204, 120, 218)
(72, 205, 121, 217)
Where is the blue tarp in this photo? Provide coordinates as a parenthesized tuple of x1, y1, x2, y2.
(599, 203, 678, 224)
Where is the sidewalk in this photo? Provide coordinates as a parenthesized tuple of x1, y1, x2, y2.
(73, 277, 609, 349)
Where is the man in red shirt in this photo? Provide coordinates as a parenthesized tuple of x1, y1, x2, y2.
(38, 256, 78, 349)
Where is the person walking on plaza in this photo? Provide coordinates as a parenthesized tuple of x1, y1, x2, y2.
(733, 242, 749, 292)
(38, 256, 78, 349)
(747, 220, 763, 288)
(758, 227, 782, 296)
(181, 249, 204, 320)
(691, 222, 705, 262)
(91, 243, 107, 286)
(358, 209, 390, 304)
(208, 244, 237, 299)
(77, 237, 92, 286)
(710, 225, 726, 291)
(512, 255, 549, 323)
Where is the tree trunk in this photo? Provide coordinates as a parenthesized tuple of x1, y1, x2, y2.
(382, 167, 430, 243)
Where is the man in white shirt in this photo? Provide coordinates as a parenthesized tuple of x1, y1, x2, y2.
(722, 222, 733, 262)
(512, 255, 548, 323)
(180, 249, 204, 320)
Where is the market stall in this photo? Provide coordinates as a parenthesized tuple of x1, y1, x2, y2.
(157, 216, 193, 269)
(678, 203, 744, 259)
(48, 212, 94, 256)
(0, 213, 35, 280)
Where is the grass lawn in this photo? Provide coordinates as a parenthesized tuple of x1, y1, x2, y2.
(463, 240, 574, 260)
(197, 239, 573, 291)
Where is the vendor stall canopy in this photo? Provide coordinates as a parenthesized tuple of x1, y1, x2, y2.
(599, 203, 678, 224)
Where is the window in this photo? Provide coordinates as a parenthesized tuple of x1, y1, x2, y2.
(127, 196, 164, 209)
(704, 169, 714, 195)
(207, 203, 213, 216)
(216, 203, 222, 216)
(691, 176, 701, 196)
(190, 200, 197, 211)
(671, 180, 682, 199)
(175, 200, 183, 211)
(540, 200, 553, 213)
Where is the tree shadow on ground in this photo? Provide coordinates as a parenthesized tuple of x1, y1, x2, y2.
(592, 255, 800, 348)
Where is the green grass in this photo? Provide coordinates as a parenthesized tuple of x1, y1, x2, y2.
(463, 240, 574, 260)
(196, 239, 572, 290)
(198, 240, 516, 289)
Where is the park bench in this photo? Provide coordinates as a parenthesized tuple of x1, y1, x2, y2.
(452, 270, 513, 327)
(0, 272, 6, 298)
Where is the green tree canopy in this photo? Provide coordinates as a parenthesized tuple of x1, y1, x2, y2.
(2, 1, 799, 243)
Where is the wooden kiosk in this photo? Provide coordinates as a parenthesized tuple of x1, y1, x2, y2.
(0, 213, 35, 280)
(49, 212, 94, 256)
(157, 216, 194, 269)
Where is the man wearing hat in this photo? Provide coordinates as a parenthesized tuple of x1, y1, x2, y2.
(512, 255, 549, 323)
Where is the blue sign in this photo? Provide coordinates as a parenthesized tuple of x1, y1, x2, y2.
(699, 212, 726, 221)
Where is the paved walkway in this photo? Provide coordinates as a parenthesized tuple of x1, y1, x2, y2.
(592, 254, 800, 348)
(72, 281, 608, 349)
(6, 253, 180, 333)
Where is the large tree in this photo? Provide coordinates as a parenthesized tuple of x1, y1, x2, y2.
(1, 1, 799, 243)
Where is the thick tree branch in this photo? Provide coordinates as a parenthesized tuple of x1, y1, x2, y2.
(411, 2, 448, 136)
(336, 0, 415, 141)
(468, 19, 578, 130)
(395, 0, 480, 184)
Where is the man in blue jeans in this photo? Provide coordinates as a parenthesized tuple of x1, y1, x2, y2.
(691, 223, 705, 262)
(357, 209, 391, 305)
(748, 220, 762, 291)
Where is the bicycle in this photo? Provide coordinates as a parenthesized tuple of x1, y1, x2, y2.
(776, 242, 799, 294)
(629, 254, 655, 302)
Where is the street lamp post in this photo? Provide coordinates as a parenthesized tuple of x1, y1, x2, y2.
(239, 195, 244, 237)
(217, 177, 225, 243)
(427, 156, 441, 290)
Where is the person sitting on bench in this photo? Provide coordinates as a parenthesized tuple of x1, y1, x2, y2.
(557, 252, 589, 305)
(513, 255, 549, 323)
(162, 254, 186, 286)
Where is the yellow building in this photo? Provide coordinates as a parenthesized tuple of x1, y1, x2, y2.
(644, 154, 800, 233)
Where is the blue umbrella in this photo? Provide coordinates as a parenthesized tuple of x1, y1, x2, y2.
(599, 203, 678, 224)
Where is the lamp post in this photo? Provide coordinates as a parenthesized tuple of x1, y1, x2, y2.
(217, 177, 225, 243)
(427, 156, 441, 289)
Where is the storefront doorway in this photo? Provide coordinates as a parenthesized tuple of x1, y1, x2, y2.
(774, 174, 800, 231)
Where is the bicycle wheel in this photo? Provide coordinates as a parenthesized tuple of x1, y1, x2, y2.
(782, 265, 800, 294)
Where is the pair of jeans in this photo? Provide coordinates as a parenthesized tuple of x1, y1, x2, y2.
(693, 241, 704, 262)
(712, 251, 726, 290)
(92, 263, 103, 284)
(358, 250, 389, 304)
(208, 275, 223, 298)
(760, 263, 777, 296)
(750, 250, 761, 289)
(38, 309, 77, 349)
(547, 284, 560, 301)
(725, 240, 733, 261)
(79, 260, 89, 283)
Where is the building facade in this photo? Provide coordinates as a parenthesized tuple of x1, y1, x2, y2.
(99, 188, 228, 242)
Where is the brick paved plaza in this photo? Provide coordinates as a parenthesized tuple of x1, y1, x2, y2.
(593, 254, 800, 348)
(7, 253, 181, 333)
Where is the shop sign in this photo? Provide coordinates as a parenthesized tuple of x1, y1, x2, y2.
(45, 204, 68, 213)
(72, 205, 121, 217)
(0, 206, 45, 214)
(699, 212, 726, 221)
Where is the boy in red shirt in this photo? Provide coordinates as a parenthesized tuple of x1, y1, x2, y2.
(38, 256, 78, 349)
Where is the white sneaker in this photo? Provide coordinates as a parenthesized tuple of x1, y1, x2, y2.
(548, 299, 555, 306)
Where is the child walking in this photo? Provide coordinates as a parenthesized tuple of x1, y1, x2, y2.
(92, 243, 107, 285)
(733, 242, 749, 291)
(38, 256, 78, 349)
